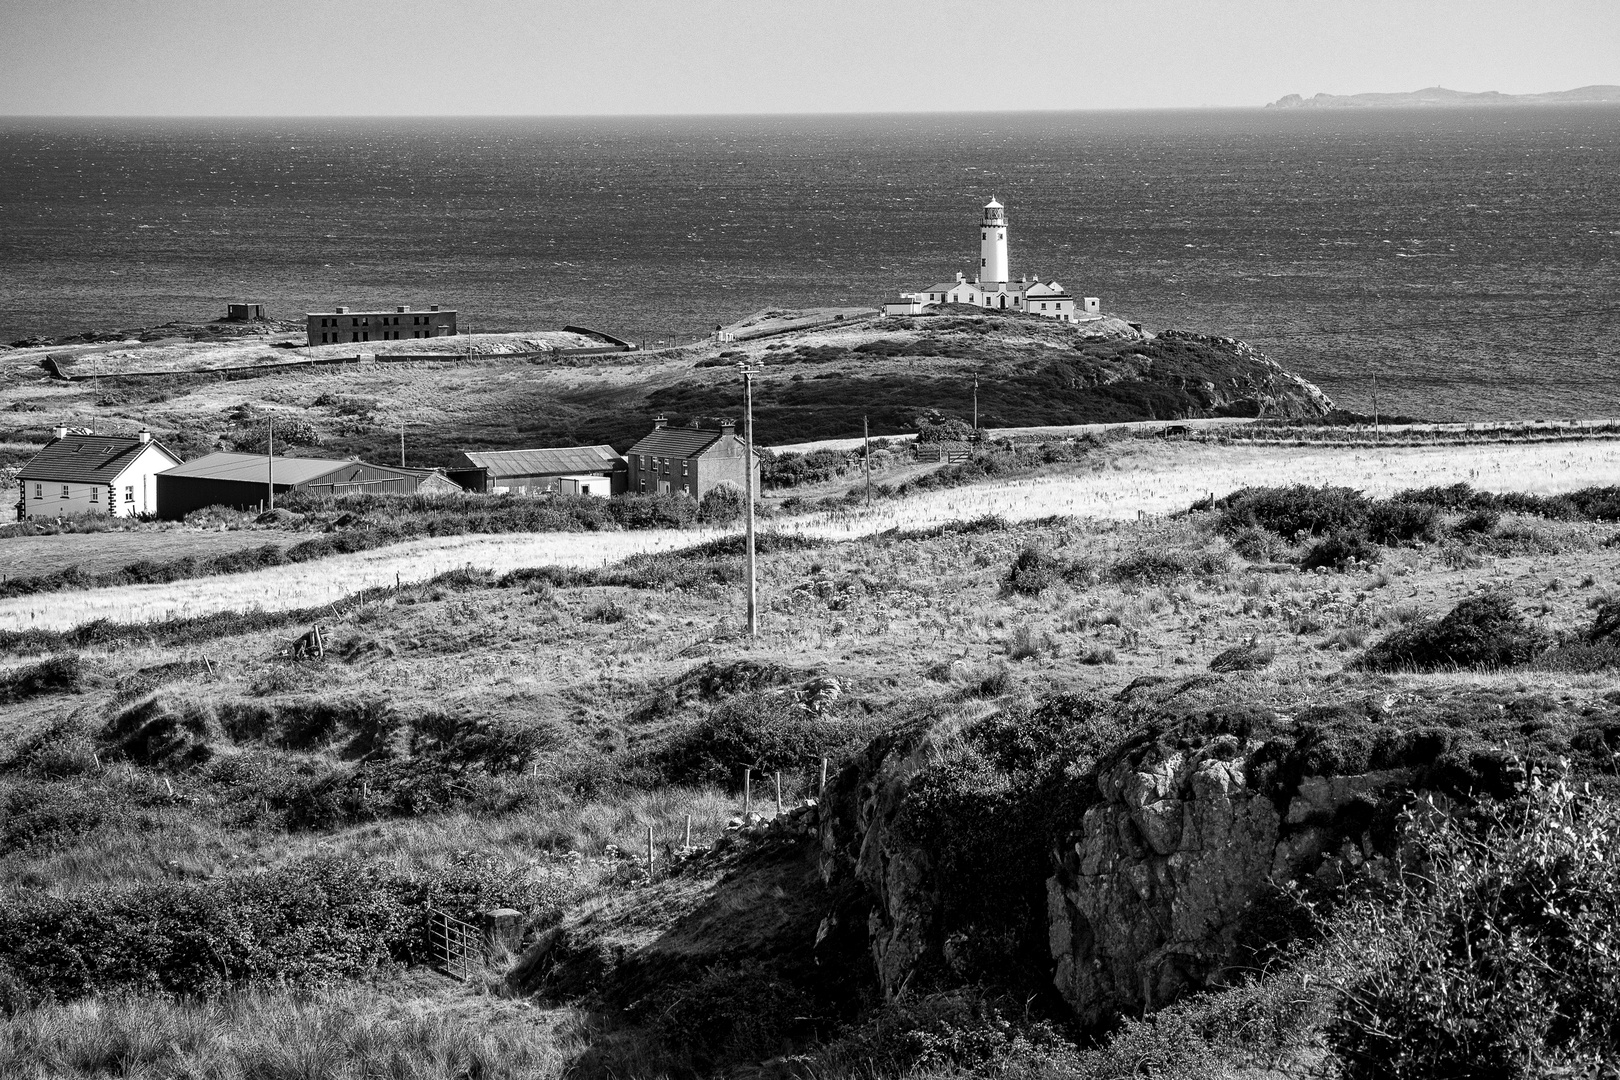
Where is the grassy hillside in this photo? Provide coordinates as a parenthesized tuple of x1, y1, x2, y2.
(6, 473, 1620, 1074)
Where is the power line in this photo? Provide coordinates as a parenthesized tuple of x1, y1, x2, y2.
(1244, 305, 1620, 341)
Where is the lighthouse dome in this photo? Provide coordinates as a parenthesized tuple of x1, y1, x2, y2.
(984, 196, 1003, 208)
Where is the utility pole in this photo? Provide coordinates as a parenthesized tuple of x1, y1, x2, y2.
(973, 373, 979, 436)
(400, 419, 406, 467)
(863, 414, 871, 508)
(739, 364, 761, 639)
(1372, 375, 1380, 444)
(266, 419, 275, 511)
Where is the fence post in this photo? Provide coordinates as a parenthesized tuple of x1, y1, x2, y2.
(819, 757, 829, 796)
(646, 824, 655, 883)
(774, 771, 783, 815)
(743, 767, 752, 818)
(684, 812, 693, 849)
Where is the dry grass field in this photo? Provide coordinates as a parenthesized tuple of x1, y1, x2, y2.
(4, 466, 1620, 1076)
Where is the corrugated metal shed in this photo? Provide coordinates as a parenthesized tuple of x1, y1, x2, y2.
(459, 445, 622, 478)
(154, 453, 422, 519)
(159, 452, 370, 486)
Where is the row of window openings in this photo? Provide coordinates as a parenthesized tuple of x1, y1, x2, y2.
(318, 330, 435, 342)
(941, 291, 1058, 312)
(638, 456, 688, 476)
(35, 484, 133, 502)
(316, 316, 437, 328)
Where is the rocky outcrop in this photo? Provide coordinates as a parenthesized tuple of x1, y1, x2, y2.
(1047, 734, 1412, 1024)
(816, 717, 959, 998)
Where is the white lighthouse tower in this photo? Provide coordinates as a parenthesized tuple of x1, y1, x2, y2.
(979, 197, 1008, 284)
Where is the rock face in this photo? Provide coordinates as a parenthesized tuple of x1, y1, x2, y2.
(816, 720, 951, 999)
(1047, 734, 1411, 1024)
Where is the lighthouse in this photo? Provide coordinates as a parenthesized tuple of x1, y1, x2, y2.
(979, 197, 1008, 284)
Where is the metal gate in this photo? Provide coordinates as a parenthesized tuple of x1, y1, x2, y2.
(427, 907, 481, 981)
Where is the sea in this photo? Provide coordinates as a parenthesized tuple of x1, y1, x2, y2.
(1, 108, 1616, 422)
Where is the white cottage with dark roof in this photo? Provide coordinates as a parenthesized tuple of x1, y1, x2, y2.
(15, 426, 182, 521)
(884, 198, 1101, 322)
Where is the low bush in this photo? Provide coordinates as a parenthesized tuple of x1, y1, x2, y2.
(656, 693, 866, 789)
(0, 852, 555, 1001)
(0, 654, 87, 700)
(1359, 591, 1550, 671)
(1328, 781, 1620, 1077)
(1217, 485, 1370, 539)
(1364, 500, 1441, 545)
(1110, 546, 1228, 584)
(1209, 641, 1276, 673)
(1301, 530, 1381, 571)
(762, 448, 848, 489)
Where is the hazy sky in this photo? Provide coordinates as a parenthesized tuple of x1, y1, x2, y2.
(2, 0, 1615, 115)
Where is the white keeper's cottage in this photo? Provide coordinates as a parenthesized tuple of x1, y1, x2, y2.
(15, 426, 182, 521)
(885, 198, 1101, 322)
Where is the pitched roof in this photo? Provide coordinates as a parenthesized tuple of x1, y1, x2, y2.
(18, 436, 178, 485)
(459, 445, 623, 477)
(157, 452, 393, 487)
(627, 428, 726, 458)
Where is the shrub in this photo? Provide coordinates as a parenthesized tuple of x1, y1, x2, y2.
(1229, 525, 1283, 562)
(1217, 485, 1369, 539)
(1209, 641, 1276, 673)
(697, 483, 743, 523)
(1455, 507, 1500, 536)
(1359, 590, 1550, 671)
(1301, 530, 1380, 571)
(1110, 547, 1228, 584)
(657, 693, 859, 788)
(1004, 544, 1061, 596)
(0, 654, 87, 700)
(1364, 500, 1441, 545)
(1328, 782, 1620, 1077)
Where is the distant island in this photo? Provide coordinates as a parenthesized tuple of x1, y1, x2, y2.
(1266, 84, 1620, 108)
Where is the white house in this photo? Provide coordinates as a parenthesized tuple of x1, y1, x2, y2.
(884, 198, 1102, 323)
(16, 426, 183, 520)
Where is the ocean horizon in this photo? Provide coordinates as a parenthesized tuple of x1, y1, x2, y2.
(2, 106, 1616, 422)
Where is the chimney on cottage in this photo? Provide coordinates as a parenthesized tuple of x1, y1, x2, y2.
(719, 419, 736, 438)
(653, 415, 668, 430)
(396, 305, 410, 313)
(137, 427, 152, 444)
(335, 306, 350, 314)
(51, 425, 68, 440)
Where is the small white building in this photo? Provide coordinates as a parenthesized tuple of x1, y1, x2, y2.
(885, 198, 1101, 323)
(16, 426, 182, 520)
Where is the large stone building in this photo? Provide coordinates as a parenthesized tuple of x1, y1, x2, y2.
(306, 305, 457, 346)
(885, 198, 1100, 322)
(625, 417, 758, 500)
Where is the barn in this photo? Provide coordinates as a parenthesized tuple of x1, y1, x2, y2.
(452, 446, 626, 498)
(154, 452, 425, 519)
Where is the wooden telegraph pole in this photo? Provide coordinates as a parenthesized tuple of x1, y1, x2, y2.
(266, 419, 275, 511)
(739, 364, 761, 639)
(863, 415, 871, 507)
(973, 373, 979, 435)
(400, 419, 406, 466)
(1372, 375, 1380, 444)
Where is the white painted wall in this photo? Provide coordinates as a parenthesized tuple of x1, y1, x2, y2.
(22, 441, 179, 519)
